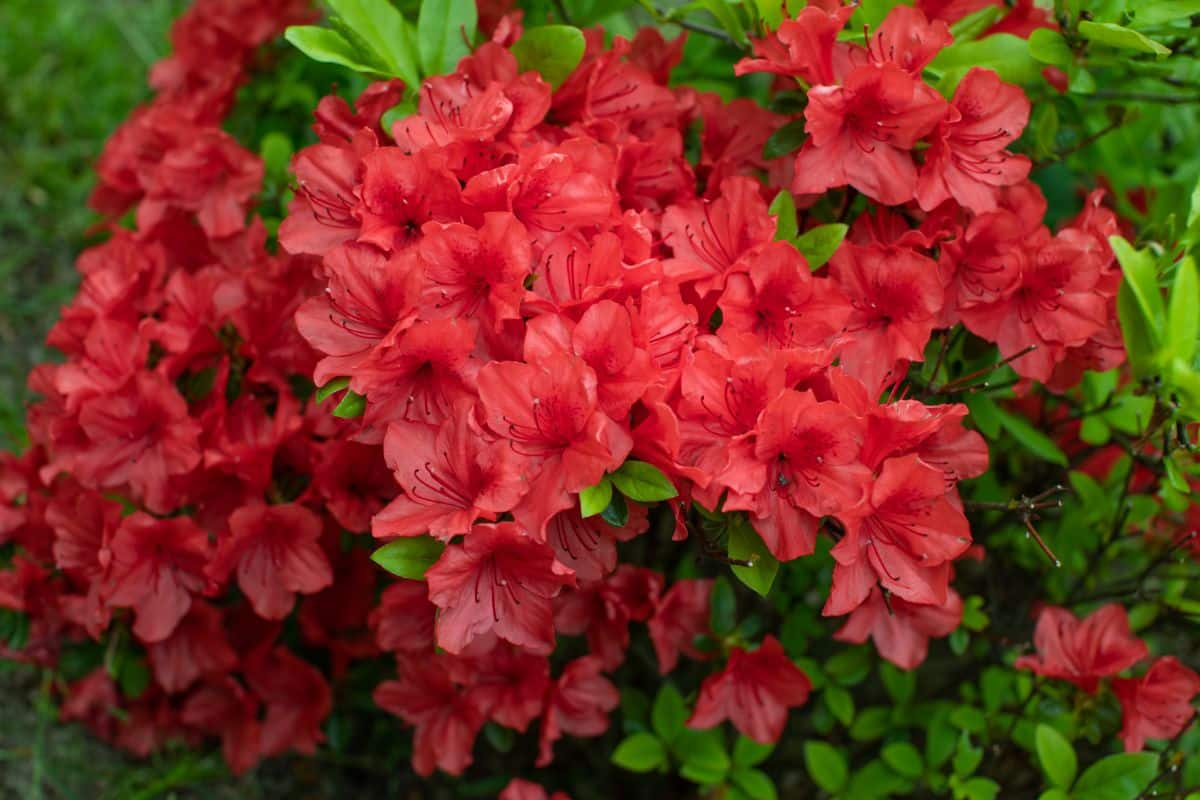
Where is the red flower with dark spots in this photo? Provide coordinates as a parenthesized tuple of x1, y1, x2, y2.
(794, 63, 948, 205)
(425, 523, 576, 655)
(355, 147, 463, 253)
(373, 406, 528, 540)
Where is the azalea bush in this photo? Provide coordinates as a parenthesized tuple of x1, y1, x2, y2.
(2, 0, 1199, 797)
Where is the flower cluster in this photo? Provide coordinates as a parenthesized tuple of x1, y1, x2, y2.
(0, 0, 403, 776)
(738, 3, 1125, 387)
(3, 0, 1196, 792)
(1017, 604, 1200, 752)
(274, 4, 1111, 780)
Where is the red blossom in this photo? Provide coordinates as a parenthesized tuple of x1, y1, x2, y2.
(1015, 604, 1149, 693)
(687, 635, 811, 744)
(1113, 657, 1200, 752)
(425, 523, 576, 655)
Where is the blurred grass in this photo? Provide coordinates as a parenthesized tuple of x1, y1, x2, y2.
(0, 0, 186, 451)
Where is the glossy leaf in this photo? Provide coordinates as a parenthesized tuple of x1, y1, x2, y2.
(512, 25, 585, 88)
(371, 535, 445, 579)
(416, 0, 477, 75)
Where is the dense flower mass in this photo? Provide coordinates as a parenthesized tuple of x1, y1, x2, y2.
(1, 0, 1197, 795)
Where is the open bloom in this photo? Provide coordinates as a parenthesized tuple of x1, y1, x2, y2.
(1113, 657, 1200, 752)
(1015, 604, 1148, 693)
(687, 635, 811, 743)
(425, 523, 576, 655)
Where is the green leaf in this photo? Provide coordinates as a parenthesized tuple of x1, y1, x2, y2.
(964, 393, 1003, 438)
(1071, 752, 1158, 800)
(1111, 236, 1165, 331)
(953, 732, 983, 776)
(259, 132, 294, 178)
(963, 777, 1001, 800)
(880, 662, 916, 705)
(600, 490, 630, 527)
(1078, 21, 1171, 56)
(729, 518, 779, 596)
(611, 732, 667, 773)
(804, 741, 848, 793)
(992, 404, 1069, 466)
(1133, 0, 1200, 26)
(611, 460, 678, 502)
(733, 736, 774, 768)
(881, 741, 923, 779)
(511, 25, 585, 89)
(699, 0, 748, 45)
(794, 223, 848, 270)
(824, 684, 855, 726)
(416, 0, 477, 75)
(710, 575, 737, 636)
(1166, 256, 1199, 365)
(315, 376, 350, 404)
(731, 768, 777, 800)
(677, 727, 731, 783)
(651, 684, 688, 744)
(762, 119, 807, 160)
(769, 190, 798, 243)
(1119, 281, 1159, 377)
(117, 657, 150, 700)
(580, 477, 613, 518)
(1036, 723, 1077, 788)
(328, 0, 422, 86)
(333, 389, 366, 418)
(929, 34, 1038, 92)
(371, 535, 445, 579)
(849, 707, 891, 741)
(948, 6, 1004, 41)
(1029, 28, 1073, 66)
(284, 26, 389, 75)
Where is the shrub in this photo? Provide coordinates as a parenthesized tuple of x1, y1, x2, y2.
(2, 0, 1199, 798)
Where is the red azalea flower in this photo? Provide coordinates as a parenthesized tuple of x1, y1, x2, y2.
(425, 523, 576, 655)
(544, 504, 649, 583)
(958, 229, 1109, 381)
(373, 405, 528, 540)
(835, 586, 963, 669)
(105, 513, 209, 643)
(687, 635, 811, 744)
(294, 242, 423, 387)
(375, 653, 485, 776)
(718, 240, 850, 349)
(794, 63, 947, 205)
(524, 231, 626, 316)
(734, 4, 856, 85)
(1113, 657, 1200, 752)
(452, 643, 551, 732)
(867, 6, 953, 75)
(278, 139, 366, 256)
(181, 678, 262, 775)
(146, 601, 237, 693)
(477, 355, 632, 533)
(828, 454, 971, 613)
(648, 578, 714, 673)
(524, 301, 657, 422)
(537, 656, 620, 766)
(244, 646, 332, 758)
(417, 213, 532, 330)
(501, 778, 571, 800)
(355, 147, 463, 253)
(917, 68, 1032, 214)
(353, 317, 481, 429)
(208, 503, 334, 621)
(554, 566, 663, 669)
(741, 389, 869, 560)
(75, 372, 203, 514)
(137, 128, 263, 240)
(1015, 604, 1149, 693)
(829, 243, 944, 394)
(661, 176, 774, 289)
(369, 579, 437, 654)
